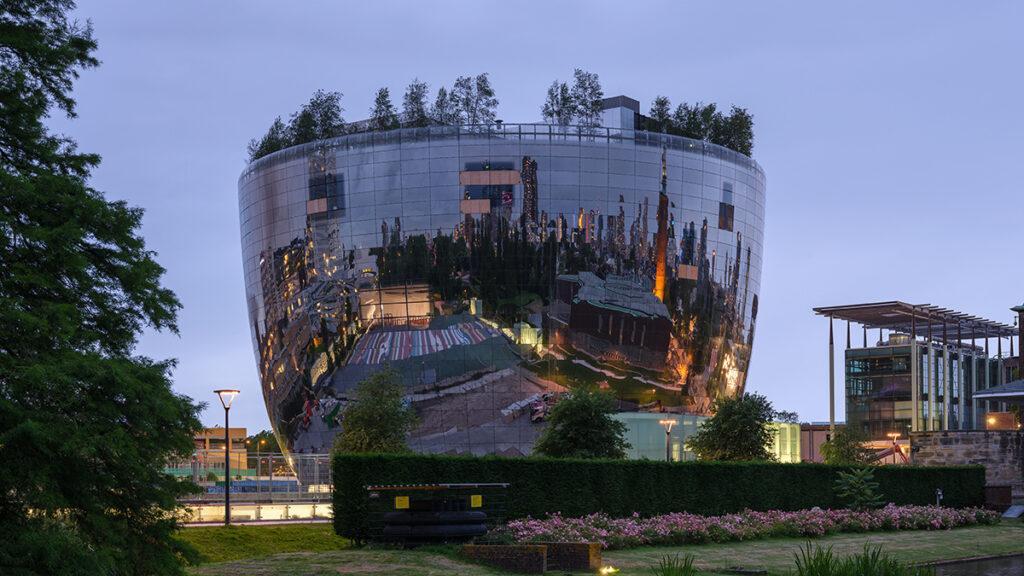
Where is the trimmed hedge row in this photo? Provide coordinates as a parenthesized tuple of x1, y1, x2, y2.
(332, 453, 985, 540)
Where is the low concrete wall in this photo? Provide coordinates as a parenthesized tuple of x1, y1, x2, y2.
(911, 430, 1023, 499)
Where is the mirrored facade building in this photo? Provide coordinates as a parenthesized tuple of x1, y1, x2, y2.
(239, 101, 766, 459)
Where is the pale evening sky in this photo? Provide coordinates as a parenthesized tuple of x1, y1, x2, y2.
(54, 1, 1023, 430)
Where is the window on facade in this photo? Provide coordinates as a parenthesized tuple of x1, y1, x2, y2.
(718, 182, 734, 231)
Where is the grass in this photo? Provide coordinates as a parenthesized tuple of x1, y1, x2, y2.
(182, 522, 1024, 575)
(605, 523, 1024, 575)
(177, 523, 349, 563)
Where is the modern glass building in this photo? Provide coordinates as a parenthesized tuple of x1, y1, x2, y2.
(239, 97, 766, 459)
(814, 302, 1018, 441)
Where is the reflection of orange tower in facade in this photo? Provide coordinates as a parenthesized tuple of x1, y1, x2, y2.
(653, 146, 669, 301)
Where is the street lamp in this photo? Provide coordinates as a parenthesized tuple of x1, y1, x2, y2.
(214, 389, 240, 526)
(658, 419, 676, 462)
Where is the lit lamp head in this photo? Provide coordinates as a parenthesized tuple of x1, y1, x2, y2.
(886, 432, 900, 442)
(214, 389, 240, 410)
(658, 419, 676, 433)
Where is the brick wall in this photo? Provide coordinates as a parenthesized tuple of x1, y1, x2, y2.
(911, 430, 1023, 499)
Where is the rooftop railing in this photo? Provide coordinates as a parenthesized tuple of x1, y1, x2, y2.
(240, 123, 764, 184)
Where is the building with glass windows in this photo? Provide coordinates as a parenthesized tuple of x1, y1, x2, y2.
(239, 97, 766, 460)
(814, 302, 1019, 443)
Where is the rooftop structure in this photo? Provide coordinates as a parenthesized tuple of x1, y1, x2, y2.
(566, 272, 670, 320)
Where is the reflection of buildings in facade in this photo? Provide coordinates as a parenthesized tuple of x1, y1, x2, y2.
(239, 97, 766, 457)
(814, 301, 1020, 442)
(553, 272, 672, 372)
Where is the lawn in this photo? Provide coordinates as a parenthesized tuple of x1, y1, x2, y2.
(183, 522, 1024, 575)
(178, 523, 349, 563)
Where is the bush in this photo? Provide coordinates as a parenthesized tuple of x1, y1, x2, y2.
(331, 453, 985, 541)
(834, 468, 884, 511)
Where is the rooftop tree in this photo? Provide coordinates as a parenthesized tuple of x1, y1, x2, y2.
(569, 68, 603, 128)
(368, 87, 399, 131)
(452, 73, 498, 126)
(649, 95, 672, 133)
(246, 116, 289, 162)
(289, 89, 346, 145)
(0, 1, 203, 573)
(401, 78, 430, 128)
(430, 86, 458, 125)
(541, 80, 574, 126)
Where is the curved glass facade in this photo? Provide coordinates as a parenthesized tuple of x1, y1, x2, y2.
(239, 124, 766, 457)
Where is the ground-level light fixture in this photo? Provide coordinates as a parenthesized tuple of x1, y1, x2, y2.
(658, 419, 676, 462)
(214, 389, 240, 525)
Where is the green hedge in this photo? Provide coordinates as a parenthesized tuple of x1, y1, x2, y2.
(332, 453, 985, 540)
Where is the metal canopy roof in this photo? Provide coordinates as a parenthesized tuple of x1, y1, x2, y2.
(973, 379, 1024, 400)
(812, 301, 1016, 340)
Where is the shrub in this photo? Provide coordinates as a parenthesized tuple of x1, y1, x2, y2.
(495, 507, 998, 550)
(834, 468, 884, 511)
(331, 452, 986, 541)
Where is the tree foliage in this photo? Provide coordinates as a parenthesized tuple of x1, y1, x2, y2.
(666, 102, 754, 155)
(333, 368, 417, 454)
(686, 393, 777, 461)
(451, 73, 498, 126)
(820, 426, 875, 465)
(569, 68, 603, 127)
(541, 80, 574, 126)
(247, 89, 345, 162)
(0, 2, 203, 574)
(246, 429, 282, 454)
(533, 388, 630, 459)
(834, 467, 885, 511)
(649, 95, 672, 132)
(368, 87, 399, 131)
(401, 78, 430, 128)
(430, 85, 458, 125)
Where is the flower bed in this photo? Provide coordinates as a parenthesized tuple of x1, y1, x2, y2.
(492, 505, 999, 550)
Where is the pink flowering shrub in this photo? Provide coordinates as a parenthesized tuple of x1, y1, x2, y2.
(492, 505, 999, 550)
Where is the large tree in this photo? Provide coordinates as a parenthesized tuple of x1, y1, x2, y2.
(533, 388, 630, 459)
(686, 393, 777, 461)
(0, 2, 203, 574)
(368, 87, 399, 131)
(401, 78, 430, 128)
(333, 368, 417, 454)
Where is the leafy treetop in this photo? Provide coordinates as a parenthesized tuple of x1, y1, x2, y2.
(686, 392, 778, 461)
(1, 1, 203, 574)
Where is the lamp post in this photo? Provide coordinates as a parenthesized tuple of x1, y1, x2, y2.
(214, 389, 240, 526)
(658, 419, 676, 462)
